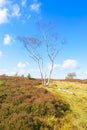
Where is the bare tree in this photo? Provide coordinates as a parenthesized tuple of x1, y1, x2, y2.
(18, 22, 64, 86)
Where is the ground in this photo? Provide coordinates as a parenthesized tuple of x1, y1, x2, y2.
(0, 76, 87, 130)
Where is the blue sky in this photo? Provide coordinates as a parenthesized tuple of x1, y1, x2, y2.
(0, 0, 87, 79)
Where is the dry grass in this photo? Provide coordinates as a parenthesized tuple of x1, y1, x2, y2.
(0, 76, 70, 130)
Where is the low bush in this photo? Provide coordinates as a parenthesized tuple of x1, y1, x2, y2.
(0, 76, 71, 130)
(0, 94, 7, 103)
(27, 73, 31, 79)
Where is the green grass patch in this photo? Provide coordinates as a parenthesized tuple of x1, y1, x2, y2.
(45, 81, 87, 130)
(0, 80, 5, 86)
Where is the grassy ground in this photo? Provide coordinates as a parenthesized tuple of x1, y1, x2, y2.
(45, 80, 87, 130)
(0, 76, 87, 130)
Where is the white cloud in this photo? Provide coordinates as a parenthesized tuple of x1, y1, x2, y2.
(0, 1, 21, 24)
(0, 51, 3, 57)
(0, 69, 8, 75)
(17, 62, 27, 69)
(11, 4, 21, 17)
(21, 0, 26, 7)
(0, 0, 42, 24)
(84, 70, 87, 75)
(0, 8, 8, 24)
(54, 64, 60, 69)
(48, 63, 60, 70)
(0, 0, 6, 7)
(3, 34, 11, 45)
(0, 1, 9, 24)
(30, 2, 41, 12)
(61, 59, 78, 70)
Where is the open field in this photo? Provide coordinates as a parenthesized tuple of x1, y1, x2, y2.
(0, 76, 87, 130)
(45, 80, 87, 130)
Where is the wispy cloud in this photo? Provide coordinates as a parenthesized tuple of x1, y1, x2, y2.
(0, 0, 21, 24)
(0, 69, 8, 75)
(0, 0, 6, 7)
(21, 0, 26, 7)
(30, 2, 41, 13)
(84, 70, 87, 75)
(0, 0, 9, 24)
(0, 8, 8, 24)
(48, 63, 60, 70)
(3, 34, 11, 45)
(0, 0, 42, 24)
(11, 4, 21, 17)
(61, 59, 78, 70)
(0, 51, 3, 57)
(17, 62, 27, 69)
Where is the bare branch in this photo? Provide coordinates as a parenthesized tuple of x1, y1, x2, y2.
(18, 22, 64, 86)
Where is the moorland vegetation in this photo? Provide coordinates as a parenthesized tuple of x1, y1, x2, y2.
(0, 76, 87, 130)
